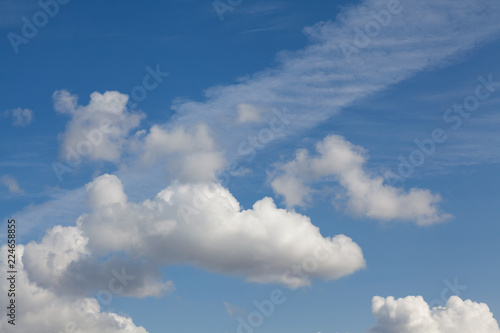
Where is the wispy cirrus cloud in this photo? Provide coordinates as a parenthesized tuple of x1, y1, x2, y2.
(169, 0, 500, 162)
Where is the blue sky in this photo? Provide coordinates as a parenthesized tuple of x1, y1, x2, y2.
(1, 0, 500, 332)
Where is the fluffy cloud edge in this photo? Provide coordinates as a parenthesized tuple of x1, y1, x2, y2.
(270, 134, 452, 225)
(369, 295, 500, 333)
(0, 245, 150, 333)
(21, 173, 366, 295)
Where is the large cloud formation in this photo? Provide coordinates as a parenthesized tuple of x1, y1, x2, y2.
(369, 295, 500, 333)
(18, 172, 366, 315)
(271, 135, 451, 225)
(62, 174, 364, 288)
(15, 172, 366, 332)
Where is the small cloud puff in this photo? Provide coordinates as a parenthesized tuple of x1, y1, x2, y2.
(11, 108, 34, 127)
(0, 175, 23, 194)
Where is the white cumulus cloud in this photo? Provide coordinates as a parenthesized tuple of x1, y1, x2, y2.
(369, 295, 500, 333)
(23, 224, 174, 299)
(19, 174, 366, 290)
(0, 245, 149, 333)
(53, 90, 144, 164)
(271, 135, 451, 225)
(138, 124, 226, 182)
